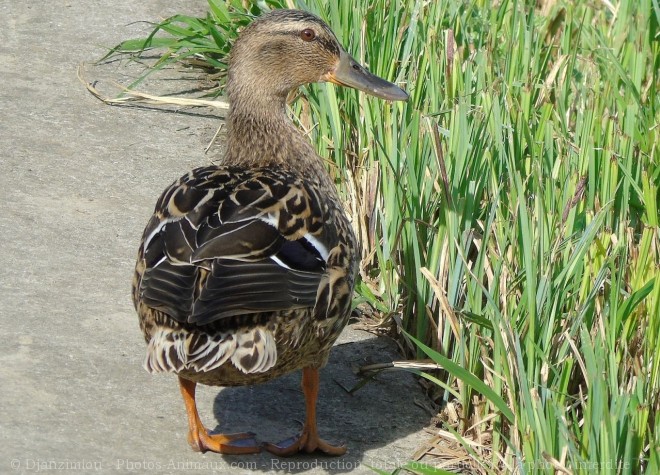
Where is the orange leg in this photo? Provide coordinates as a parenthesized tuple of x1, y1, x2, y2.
(264, 367, 346, 456)
(178, 376, 261, 454)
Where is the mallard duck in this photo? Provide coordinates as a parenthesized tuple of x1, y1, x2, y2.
(132, 8, 408, 456)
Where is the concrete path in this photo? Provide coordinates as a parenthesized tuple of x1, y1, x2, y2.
(0, 2, 430, 474)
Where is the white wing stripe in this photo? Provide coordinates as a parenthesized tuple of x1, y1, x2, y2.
(143, 217, 180, 250)
(303, 234, 329, 261)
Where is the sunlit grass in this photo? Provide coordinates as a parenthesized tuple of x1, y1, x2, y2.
(100, 0, 660, 472)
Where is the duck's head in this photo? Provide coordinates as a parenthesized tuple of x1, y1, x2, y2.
(227, 9, 408, 107)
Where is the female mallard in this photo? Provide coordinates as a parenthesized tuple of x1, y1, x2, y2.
(132, 9, 408, 456)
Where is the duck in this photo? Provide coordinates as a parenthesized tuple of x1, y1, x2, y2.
(132, 8, 408, 456)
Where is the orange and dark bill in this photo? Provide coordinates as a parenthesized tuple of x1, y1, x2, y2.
(322, 50, 409, 101)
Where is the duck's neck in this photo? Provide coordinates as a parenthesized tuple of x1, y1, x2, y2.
(223, 82, 321, 174)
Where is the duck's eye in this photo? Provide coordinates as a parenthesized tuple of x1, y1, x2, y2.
(300, 28, 316, 42)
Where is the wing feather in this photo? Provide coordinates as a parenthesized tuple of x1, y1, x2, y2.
(135, 166, 338, 330)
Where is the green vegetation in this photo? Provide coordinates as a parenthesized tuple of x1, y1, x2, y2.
(101, 0, 660, 472)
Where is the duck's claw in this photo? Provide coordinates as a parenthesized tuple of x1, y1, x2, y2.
(188, 429, 261, 454)
(263, 430, 346, 456)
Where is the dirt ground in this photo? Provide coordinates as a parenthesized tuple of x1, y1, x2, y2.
(0, 2, 432, 474)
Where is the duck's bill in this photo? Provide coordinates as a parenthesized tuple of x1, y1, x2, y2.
(322, 51, 409, 101)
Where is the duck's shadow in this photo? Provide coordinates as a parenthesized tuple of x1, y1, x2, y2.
(210, 334, 430, 473)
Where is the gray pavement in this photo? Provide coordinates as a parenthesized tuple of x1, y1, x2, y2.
(0, 2, 430, 474)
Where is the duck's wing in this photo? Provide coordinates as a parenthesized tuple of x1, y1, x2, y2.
(135, 166, 343, 328)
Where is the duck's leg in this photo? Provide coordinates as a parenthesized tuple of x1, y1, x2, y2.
(264, 367, 346, 456)
(178, 376, 261, 454)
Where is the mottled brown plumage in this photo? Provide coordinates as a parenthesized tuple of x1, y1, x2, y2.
(132, 8, 407, 455)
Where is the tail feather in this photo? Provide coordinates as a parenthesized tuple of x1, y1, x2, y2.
(143, 327, 277, 374)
